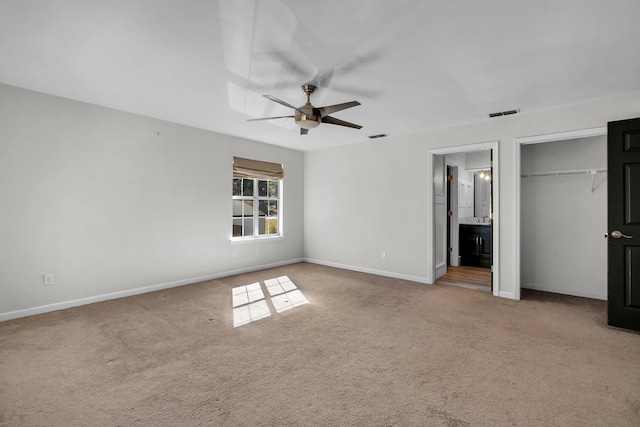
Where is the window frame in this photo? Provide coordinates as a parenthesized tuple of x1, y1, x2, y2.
(231, 177, 283, 242)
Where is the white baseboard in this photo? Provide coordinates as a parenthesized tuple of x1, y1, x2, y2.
(303, 258, 432, 284)
(521, 282, 606, 301)
(0, 258, 304, 322)
(435, 263, 446, 279)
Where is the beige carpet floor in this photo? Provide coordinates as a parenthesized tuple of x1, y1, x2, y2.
(1, 262, 639, 426)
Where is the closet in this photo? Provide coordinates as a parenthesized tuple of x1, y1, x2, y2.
(520, 136, 607, 300)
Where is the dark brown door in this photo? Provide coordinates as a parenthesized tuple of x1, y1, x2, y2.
(608, 118, 640, 331)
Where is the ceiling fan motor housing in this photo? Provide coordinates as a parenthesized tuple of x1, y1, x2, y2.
(249, 82, 361, 133)
(295, 103, 321, 129)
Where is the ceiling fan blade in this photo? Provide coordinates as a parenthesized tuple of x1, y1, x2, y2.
(327, 83, 379, 99)
(318, 101, 361, 118)
(306, 69, 334, 89)
(300, 128, 309, 135)
(321, 116, 362, 129)
(267, 50, 316, 80)
(263, 95, 298, 111)
(336, 50, 383, 74)
(247, 115, 295, 122)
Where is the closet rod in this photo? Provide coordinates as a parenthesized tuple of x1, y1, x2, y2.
(521, 168, 607, 178)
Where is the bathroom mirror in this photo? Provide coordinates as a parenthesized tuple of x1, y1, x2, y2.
(473, 171, 491, 219)
(459, 169, 491, 223)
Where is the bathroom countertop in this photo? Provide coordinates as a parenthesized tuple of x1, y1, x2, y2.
(459, 218, 491, 225)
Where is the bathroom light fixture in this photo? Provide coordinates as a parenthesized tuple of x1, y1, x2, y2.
(479, 149, 488, 179)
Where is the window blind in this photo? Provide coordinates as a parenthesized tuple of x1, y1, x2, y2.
(233, 157, 284, 179)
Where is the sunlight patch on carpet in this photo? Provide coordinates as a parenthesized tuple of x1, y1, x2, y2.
(233, 300, 271, 327)
(232, 282, 264, 307)
(271, 289, 309, 313)
(232, 277, 309, 327)
(265, 275, 297, 296)
(232, 282, 271, 327)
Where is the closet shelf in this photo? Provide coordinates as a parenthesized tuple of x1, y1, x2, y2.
(521, 168, 607, 193)
(520, 168, 606, 178)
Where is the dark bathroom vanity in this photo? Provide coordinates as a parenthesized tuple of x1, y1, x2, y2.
(459, 224, 492, 268)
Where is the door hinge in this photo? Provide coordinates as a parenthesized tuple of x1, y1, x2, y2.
(448, 210, 453, 216)
(447, 175, 453, 182)
(448, 247, 453, 252)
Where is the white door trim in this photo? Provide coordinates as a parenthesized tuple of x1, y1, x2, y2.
(514, 127, 607, 300)
(428, 141, 500, 297)
(445, 158, 460, 268)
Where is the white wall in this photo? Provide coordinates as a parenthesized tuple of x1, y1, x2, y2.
(464, 150, 492, 171)
(0, 84, 304, 319)
(303, 140, 431, 282)
(304, 92, 640, 297)
(520, 136, 607, 299)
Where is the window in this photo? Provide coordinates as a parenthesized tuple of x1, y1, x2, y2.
(232, 157, 283, 239)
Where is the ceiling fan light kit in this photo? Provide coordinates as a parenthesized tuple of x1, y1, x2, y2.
(248, 84, 362, 135)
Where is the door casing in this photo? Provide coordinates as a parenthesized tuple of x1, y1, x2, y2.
(445, 159, 460, 268)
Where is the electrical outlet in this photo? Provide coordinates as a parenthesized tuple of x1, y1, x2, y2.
(381, 251, 386, 259)
(43, 273, 55, 286)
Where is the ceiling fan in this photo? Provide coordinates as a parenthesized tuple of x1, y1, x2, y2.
(248, 84, 362, 135)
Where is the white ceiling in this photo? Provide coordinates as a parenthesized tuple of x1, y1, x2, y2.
(1, 0, 640, 151)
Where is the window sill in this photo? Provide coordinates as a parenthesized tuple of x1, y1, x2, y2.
(230, 235, 285, 245)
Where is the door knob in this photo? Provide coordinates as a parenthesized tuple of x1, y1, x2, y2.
(610, 230, 633, 239)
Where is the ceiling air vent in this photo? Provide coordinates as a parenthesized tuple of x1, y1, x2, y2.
(489, 108, 520, 118)
(368, 133, 388, 139)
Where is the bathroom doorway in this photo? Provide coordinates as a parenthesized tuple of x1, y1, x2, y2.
(444, 151, 492, 292)
(428, 141, 500, 295)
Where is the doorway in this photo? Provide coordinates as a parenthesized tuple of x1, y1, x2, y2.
(444, 152, 492, 292)
(428, 141, 500, 296)
(515, 127, 607, 301)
